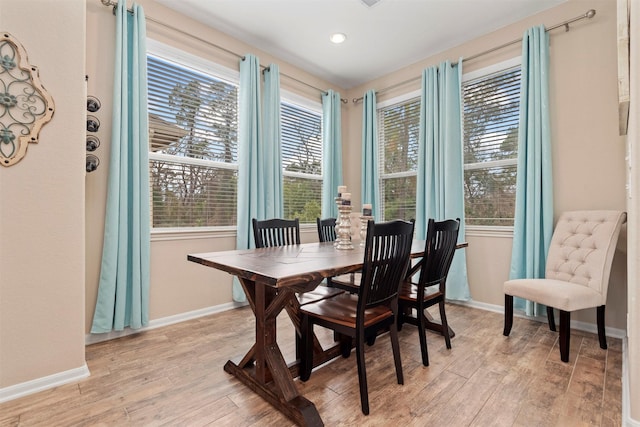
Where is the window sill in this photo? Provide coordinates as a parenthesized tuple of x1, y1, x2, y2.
(151, 226, 236, 242)
(465, 225, 514, 238)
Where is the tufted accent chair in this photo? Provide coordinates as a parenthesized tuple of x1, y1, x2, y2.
(503, 210, 626, 362)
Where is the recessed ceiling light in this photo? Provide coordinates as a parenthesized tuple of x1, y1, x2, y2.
(330, 33, 347, 44)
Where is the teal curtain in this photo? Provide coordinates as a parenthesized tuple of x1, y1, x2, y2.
(262, 64, 283, 219)
(234, 54, 262, 302)
(91, 0, 150, 333)
(361, 89, 380, 218)
(509, 25, 554, 316)
(416, 60, 469, 301)
(321, 89, 343, 218)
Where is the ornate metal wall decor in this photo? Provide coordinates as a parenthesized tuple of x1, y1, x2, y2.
(0, 32, 54, 167)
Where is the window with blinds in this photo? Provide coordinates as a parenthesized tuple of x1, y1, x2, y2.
(377, 96, 420, 221)
(147, 53, 238, 228)
(462, 64, 521, 226)
(281, 101, 322, 224)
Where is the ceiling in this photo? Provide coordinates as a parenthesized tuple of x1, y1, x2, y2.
(156, 0, 566, 89)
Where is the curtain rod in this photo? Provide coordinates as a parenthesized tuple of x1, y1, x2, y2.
(352, 9, 596, 104)
(99, 0, 347, 104)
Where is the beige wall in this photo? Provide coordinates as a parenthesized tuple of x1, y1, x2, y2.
(0, 0, 635, 419)
(345, 0, 628, 329)
(84, 0, 341, 331)
(0, 0, 86, 389)
(627, 0, 639, 421)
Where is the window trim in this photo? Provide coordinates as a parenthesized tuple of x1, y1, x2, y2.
(462, 56, 522, 230)
(147, 38, 240, 234)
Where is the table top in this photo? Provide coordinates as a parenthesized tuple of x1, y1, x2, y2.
(188, 240, 427, 288)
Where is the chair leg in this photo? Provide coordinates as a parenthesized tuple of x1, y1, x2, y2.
(547, 306, 557, 332)
(389, 319, 404, 385)
(299, 314, 313, 381)
(439, 301, 451, 350)
(417, 305, 430, 367)
(597, 305, 607, 350)
(503, 295, 513, 336)
(355, 329, 369, 415)
(559, 310, 571, 363)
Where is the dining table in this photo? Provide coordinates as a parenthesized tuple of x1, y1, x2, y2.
(187, 239, 462, 426)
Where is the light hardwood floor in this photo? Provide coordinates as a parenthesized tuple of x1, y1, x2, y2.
(0, 304, 622, 426)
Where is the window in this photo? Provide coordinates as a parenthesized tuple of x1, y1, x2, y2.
(147, 43, 239, 229)
(377, 94, 420, 221)
(281, 97, 323, 224)
(462, 60, 521, 226)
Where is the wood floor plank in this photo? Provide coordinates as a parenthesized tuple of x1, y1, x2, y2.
(0, 304, 623, 426)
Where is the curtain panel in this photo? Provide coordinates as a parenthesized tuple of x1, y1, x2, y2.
(416, 60, 469, 301)
(321, 89, 343, 219)
(91, 0, 150, 333)
(509, 25, 554, 316)
(361, 89, 381, 218)
(262, 64, 284, 219)
(234, 54, 263, 302)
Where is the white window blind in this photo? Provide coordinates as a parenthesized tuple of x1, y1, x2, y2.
(377, 96, 420, 221)
(147, 53, 238, 228)
(462, 65, 520, 226)
(281, 101, 322, 224)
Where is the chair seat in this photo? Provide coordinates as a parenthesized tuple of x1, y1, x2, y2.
(504, 278, 604, 312)
(300, 293, 393, 329)
(297, 286, 344, 306)
(398, 282, 442, 302)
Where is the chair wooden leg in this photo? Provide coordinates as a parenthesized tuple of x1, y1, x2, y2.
(355, 329, 369, 415)
(547, 306, 557, 332)
(559, 310, 570, 363)
(439, 301, 451, 350)
(503, 295, 513, 336)
(299, 314, 313, 381)
(597, 305, 607, 350)
(389, 319, 404, 385)
(417, 304, 429, 367)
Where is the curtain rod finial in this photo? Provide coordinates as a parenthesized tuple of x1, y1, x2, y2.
(586, 9, 596, 19)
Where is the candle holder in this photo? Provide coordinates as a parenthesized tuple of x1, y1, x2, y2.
(336, 204, 354, 250)
(334, 196, 342, 246)
(359, 215, 373, 247)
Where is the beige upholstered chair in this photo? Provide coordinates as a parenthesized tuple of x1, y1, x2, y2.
(503, 210, 625, 362)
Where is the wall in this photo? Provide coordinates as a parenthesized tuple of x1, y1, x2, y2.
(344, 0, 628, 330)
(0, 0, 87, 392)
(84, 0, 341, 333)
(627, 0, 639, 421)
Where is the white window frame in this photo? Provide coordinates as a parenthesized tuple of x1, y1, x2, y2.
(280, 90, 323, 226)
(462, 57, 521, 236)
(147, 39, 240, 237)
(377, 89, 421, 221)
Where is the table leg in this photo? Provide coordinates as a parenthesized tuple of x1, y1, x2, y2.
(224, 278, 323, 427)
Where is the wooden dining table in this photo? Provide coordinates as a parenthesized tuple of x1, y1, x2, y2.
(187, 240, 459, 426)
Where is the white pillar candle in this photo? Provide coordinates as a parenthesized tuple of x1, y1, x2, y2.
(337, 185, 347, 196)
(362, 203, 372, 216)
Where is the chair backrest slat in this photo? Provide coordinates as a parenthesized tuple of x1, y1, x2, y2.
(359, 219, 415, 310)
(252, 218, 301, 248)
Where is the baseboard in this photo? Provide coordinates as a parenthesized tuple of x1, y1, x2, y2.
(85, 301, 248, 345)
(0, 364, 90, 404)
(450, 299, 636, 425)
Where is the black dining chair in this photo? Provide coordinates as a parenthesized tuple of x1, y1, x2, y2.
(252, 217, 344, 357)
(316, 217, 337, 243)
(300, 219, 415, 415)
(252, 218, 301, 248)
(398, 218, 460, 366)
(316, 217, 360, 293)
